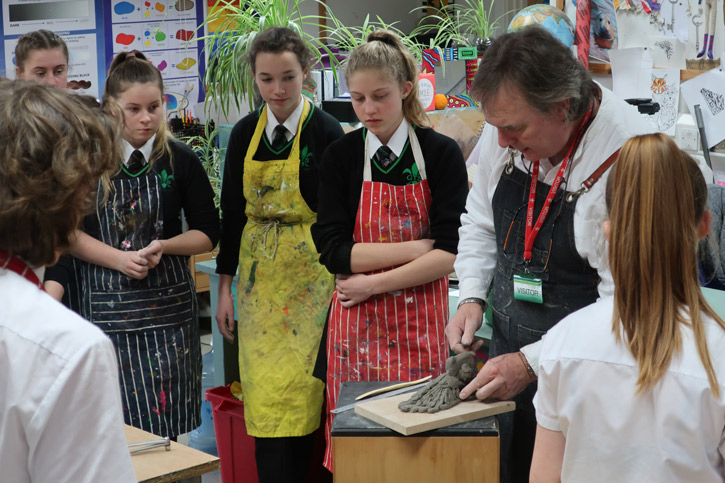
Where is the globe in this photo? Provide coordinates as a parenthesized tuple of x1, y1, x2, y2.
(507, 4, 575, 48)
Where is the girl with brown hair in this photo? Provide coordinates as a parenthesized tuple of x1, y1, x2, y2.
(46, 50, 219, 439)
(311, 29, 468, 470)
(14, 29, 68, 88)
(531, 133, 725, 482)
(214, 27, 343, 481)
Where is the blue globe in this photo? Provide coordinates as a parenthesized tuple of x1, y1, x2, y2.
(507, 4, 575, 48)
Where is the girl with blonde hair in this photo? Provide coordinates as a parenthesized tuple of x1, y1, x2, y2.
(531, 133, 725, 482)
(311, 29, 468, 470)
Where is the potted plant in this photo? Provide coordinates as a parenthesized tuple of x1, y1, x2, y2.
(325, 12, 426, 63)
(197, 0, 335, 118)
(413, 0, 508, 55)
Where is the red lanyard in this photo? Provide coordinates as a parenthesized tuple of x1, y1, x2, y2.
(0, 249, 43, 290)
(523, 106, 594, 262)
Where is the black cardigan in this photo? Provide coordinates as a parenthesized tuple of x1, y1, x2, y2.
(311, 126, 469, 275)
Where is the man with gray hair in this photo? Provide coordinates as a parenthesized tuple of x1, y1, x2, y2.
(446, 26, 653, 482)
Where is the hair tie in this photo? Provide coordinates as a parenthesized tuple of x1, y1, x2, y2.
(127, 52, 136, 58)
(370, 36, 395, 47)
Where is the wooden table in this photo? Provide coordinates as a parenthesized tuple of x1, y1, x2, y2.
(125, 425, 220, 482)
(332, 382, 500, 483)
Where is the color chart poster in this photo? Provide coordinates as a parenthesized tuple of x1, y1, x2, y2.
(104, 0, 206, 114)
(0, 0, 106, 98)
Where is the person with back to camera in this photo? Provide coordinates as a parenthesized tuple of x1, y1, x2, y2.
(0, 79, 136, 483)
(531, 133, 725, 482)
(214, 27, 344, 482)
(45, 50, 220, 440)
(14, 29, 68, 88)
(311, 29, 469, 471)
(445, 26, 654, 481)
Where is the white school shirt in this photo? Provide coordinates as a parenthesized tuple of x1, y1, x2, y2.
(366, 118, 410, 160)
(122, 133, 156, 167)
(0, 268, 136, 483)
(535, 297, 725, 482)
(454, 85, 654, 369)
(264, 97, 305, 144)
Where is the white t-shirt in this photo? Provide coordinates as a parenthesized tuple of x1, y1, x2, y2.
(0, 268, 136, 483)
(535, 296, 725, 482)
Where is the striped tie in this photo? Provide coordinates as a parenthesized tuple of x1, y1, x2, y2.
(272, 125, 288, 150)
(373, 145, 395, 170)
(127, 149, 146, 175)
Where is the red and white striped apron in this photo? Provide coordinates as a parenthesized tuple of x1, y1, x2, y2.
(323, 125, 449, 470)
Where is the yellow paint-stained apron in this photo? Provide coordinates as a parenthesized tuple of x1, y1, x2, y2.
(237, 101, 333, 437)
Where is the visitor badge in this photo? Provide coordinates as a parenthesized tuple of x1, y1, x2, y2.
(513, 274, 543, 304)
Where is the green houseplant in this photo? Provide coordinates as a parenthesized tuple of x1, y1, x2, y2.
(413, 0, 508, 54)
(197, 0, 334, 118)
(325, 12, 426, 63)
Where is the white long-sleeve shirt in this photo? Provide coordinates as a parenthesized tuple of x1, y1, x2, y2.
(454, 85, 654, 368)
(0, 268, 136, 483)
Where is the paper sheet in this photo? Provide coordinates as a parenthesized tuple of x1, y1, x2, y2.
(652, 37, 686, 69)
(650, 68, 680, 135)
(610, 47, 654, 100)
(681, 68, 725, 149)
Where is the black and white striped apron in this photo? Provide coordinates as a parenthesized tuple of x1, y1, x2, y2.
(79, 169, 201, 438)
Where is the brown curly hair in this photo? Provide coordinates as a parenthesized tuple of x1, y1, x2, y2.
(0, 80, 120, 266)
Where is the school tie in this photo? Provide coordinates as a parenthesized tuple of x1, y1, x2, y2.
(373, 145, 396, 170)
(127, 149, 146, 175)
(272, 124, 288, 150)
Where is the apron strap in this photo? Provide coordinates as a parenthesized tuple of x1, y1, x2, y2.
(245, 100, 310, 163)
(363, 123, 426, 182)
(565, 148, 620, 203)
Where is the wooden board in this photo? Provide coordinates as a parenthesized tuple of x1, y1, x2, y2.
(354, 393, 515, 436)
(125, 425, 220, 483)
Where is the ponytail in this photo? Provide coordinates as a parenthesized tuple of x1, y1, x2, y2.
(346, 30, 430, 128)
(102, 49, 172, 171)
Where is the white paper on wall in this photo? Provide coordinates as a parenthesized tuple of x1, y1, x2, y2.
(652, 37, 687, 68)
(650, 68, 680, 135)
(610, 47, 654, 100)
(681, 67, 725, 148)
(659, 0, 690, 42)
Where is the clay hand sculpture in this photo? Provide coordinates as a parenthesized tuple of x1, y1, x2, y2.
(398, 352, 476, 413)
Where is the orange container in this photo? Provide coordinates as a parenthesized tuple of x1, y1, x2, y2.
(206, 385, 258, 483)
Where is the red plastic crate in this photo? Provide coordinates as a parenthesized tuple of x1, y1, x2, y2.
(206, 385, 257, 483)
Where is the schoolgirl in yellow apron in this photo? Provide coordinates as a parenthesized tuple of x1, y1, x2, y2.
(214, 27, 344, 482)
(237, 100, 333, 439)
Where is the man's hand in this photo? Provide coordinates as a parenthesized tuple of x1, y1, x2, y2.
(459, 352, 537, 401)
(446, 302, 484, 353)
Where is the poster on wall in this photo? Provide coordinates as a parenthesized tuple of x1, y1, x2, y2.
(0, 0, 106, 98)
(589, 0, 619, 62)
(650, 68, 680, 136)
(104, 0, 206, 117)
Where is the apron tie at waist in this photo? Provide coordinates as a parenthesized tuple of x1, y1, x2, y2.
(248, 218, 315, 259)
